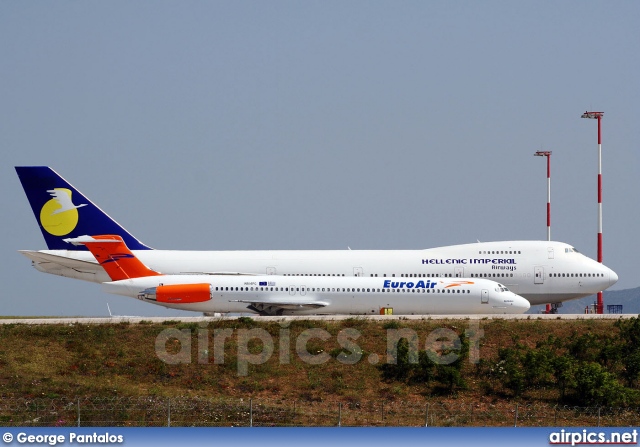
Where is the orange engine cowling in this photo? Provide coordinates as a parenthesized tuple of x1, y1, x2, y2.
(138, 283, 212, 304)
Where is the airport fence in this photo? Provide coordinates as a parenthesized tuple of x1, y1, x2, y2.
(1, 397, 640, 427)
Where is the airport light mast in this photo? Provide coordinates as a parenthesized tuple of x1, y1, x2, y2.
(534, 150, 552, 315)
(581, 111, 604, 314)
(534, 151, 552, 242)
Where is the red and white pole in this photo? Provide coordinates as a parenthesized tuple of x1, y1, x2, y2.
(534, 151, 552, 240)
(534, 151, 552, 313)
(581, 111, 604, 314)
(546, 153, 551, 242)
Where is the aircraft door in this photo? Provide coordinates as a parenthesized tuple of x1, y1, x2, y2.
(481, 289, 489, 304)
(267, 267, 276, 275)
(547, 248, 554, 259)
(354, 267, 364, 277)
(289, 286, 296, 296)
(301, 286, 306, 296)
(534, 267, 544, 284)
(455, 267, 464, 278)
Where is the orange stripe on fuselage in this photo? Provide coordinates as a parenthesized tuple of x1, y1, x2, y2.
(81, 235, 161, 281)
(444, 281, 475, 288)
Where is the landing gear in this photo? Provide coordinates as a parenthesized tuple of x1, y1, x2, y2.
(546, 303, 563, 314)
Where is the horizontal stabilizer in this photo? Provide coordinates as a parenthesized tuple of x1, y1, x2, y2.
(19, 250, 98, 268)
(19, 250, 109, 282)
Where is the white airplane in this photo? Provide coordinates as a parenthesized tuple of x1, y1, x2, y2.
(66, 235, 530, 315)
(16, 166, 618, 313)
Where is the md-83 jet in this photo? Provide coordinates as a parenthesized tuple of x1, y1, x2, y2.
(15, 166, 618, 313)
(65, 235, 530, 316)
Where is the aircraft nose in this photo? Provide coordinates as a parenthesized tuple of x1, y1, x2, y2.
(493, 292, 530, 314)
(608, 267, 619, 288)
(512, 294, 530, 314)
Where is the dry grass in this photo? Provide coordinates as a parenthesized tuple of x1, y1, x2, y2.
(0, 318, 624, 406)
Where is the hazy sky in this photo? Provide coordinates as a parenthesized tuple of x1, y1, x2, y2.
(1, 2, 638, 316)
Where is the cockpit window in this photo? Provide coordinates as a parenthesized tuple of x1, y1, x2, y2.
(565, 247, 580, 253)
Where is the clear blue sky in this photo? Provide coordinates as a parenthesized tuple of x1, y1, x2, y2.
(1, 2, 638, 316)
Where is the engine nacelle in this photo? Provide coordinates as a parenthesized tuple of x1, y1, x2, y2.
(138, 283, 212, 304)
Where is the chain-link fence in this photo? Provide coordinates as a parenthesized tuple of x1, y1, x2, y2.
(2, 397, 640, 427)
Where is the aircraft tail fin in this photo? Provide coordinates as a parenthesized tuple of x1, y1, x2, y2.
(15, 166, 152, 251)
(64, 235, 161, 281)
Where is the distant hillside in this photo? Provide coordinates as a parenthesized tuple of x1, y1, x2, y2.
(529, 286, 640, 314)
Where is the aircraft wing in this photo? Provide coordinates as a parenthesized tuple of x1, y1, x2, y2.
(230, 298, 329, 316)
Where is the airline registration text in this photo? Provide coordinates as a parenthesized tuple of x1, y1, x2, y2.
(244, 281, 277, 286)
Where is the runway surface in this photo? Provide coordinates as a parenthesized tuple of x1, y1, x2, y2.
(0, 313, 636, 325)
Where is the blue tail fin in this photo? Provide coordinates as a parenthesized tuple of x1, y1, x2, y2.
(15, 166, 152, 250)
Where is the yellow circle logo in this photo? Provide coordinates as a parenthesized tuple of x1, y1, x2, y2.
(39, 188, 86, 236)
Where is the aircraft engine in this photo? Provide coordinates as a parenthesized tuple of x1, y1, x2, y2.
(138, 283, 212, 304)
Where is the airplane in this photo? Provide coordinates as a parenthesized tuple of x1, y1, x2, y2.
(15, 166, 618, 313)
(66, 234, 531, 315)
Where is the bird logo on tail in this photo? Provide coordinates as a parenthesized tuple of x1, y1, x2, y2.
(39, 188, 87, 236)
